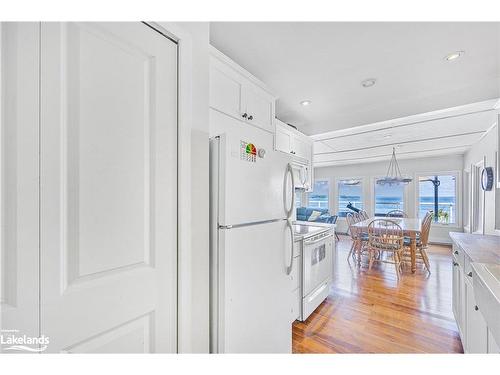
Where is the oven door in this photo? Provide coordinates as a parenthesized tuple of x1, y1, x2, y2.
(303, 233, 333, 296)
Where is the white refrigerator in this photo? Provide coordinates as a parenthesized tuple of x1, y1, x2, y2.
(210, 121, 295, 353)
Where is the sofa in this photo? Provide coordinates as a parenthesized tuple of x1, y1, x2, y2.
(296, 207, 337, 224)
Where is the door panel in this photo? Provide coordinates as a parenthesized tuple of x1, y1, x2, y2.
(465, 279, 488, 353)
(0, 22, 40, 349)
(40, 22, 177, 353)
(275, 125, 292, 154)
(243, 83, 274, 132)
(209, 57, 243, 119)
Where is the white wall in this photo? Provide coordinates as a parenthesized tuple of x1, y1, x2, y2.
(463, 123, 499, 236)
(314, 154, 464, 244)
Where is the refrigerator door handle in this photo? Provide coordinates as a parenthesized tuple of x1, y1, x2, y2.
(285, 219, 294, 275)
(284, 163, 295, 219)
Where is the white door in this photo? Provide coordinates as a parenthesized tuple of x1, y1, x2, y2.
(216, 220, 292, 353)
(242, 83, 274, 132)
(209, 57, 244, 120)
(40, 22, 178, 353)
(275, 124, 292, 154)
(465, 279, 488, 353)
(0, 23, 40, 350)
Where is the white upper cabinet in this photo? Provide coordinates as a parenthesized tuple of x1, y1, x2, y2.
(275, 118, 313, 162)
(241, 82, 274, 131)
(210, 57, 243, 120)
(275, 123, 293, 154)
(209, 47, 276, 133)
(275, 119, 314, 191)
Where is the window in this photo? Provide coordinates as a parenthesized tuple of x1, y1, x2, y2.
(307, 180, 329, 209)
(418, 174, 457, 225)
(374, 183, 405, 216)
(337, 179, 363, 217)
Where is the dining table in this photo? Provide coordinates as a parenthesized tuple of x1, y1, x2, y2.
(352, 217, 423, 273)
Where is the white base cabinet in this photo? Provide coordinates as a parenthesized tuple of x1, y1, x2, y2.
(488, 329, 500, 354)
(451, 242, 497, 354)
(464, 275, 488, 353)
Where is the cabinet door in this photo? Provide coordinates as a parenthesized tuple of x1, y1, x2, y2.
(465, 279, 488, 353)
(210, 58, 243, 120)
(291, 135, 312, 161)
(0, 22, 40, 349)
(452, 262, 462, 334)
(488, 329, 500, 353)
(40, 22, 178, 353)
(243, 83, 274, 132)
(275, 124, 292, 154)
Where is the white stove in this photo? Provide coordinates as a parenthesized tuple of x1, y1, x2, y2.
(292, 222, 335, 321)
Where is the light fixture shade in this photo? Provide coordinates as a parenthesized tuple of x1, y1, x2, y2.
(376, 148, 413, 186)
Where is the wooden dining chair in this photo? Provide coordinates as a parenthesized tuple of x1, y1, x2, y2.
(367, 219, 405, 281)
(386, 210, 407, 218)
(359, 210, 369, 220)
(402, 211, 433, 274)
(346, 213, 357, 260)
(346, 213, 367, 262)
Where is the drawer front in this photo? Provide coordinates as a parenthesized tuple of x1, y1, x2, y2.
(290, 256, 300, 291)
(452, 244, 465, 268)
(464, 254, 473, 279)
(302, 279, 330, 321)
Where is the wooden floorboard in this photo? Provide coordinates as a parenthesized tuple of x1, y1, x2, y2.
(292, 235, 464, 353)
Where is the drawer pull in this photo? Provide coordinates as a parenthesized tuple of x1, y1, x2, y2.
(453, 262, 459, 267)
(467, 271, 472, 277)
(454, 250, 459, 255)
(475, 305, 479, 311)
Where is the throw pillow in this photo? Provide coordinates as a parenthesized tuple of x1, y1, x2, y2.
(308, 210, 322, 221)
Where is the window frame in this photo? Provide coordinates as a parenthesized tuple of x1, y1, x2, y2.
(335, 176, 365, 217)
(414, 170, 462, 228)
(305, 179, 331, 210)
(371, 175, 408, 217)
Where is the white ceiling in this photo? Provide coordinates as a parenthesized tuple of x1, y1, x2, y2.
(210, 22, 500, 135)
(312, 99, 499, 167)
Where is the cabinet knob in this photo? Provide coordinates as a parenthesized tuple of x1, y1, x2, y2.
(242, 113, 248, 119)
(454, 250, 458, 255)
(475, 305, 479, 311)
(453, 262, 458, 266)
(467, 271, 472, 277)
(248, 115, 253, 120)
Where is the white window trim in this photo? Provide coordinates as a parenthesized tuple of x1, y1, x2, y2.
(414, 170, 462, 229)
(371, 175, 409, 217)
(471, 160, 485, 234)
(334, 176, 365, 217)
(305, 178, 331, 210)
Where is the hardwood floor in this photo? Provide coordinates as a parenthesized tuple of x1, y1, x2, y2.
(292, 235, 464, 353)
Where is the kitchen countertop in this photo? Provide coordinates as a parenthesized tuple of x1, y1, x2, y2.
(293, 221, 335, 240)
(449, 232, 500, 263)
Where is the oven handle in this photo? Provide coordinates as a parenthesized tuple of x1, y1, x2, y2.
(285, 219, 294, 275)
(304, 233, 333, 246)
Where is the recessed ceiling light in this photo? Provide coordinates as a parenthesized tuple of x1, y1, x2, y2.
(361, 78, 376, 88)
(444, 51, 464, 61)
(300, 100, 312, 106)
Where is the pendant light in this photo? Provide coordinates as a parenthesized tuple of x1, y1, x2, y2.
(376, 147, 412, 186)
